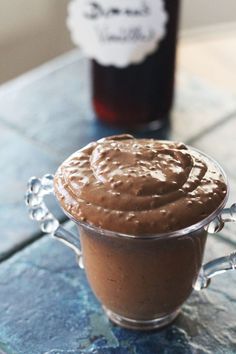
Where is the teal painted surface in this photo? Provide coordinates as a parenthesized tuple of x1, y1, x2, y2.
(0, 50, 236, 353)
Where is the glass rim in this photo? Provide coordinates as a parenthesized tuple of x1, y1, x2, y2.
(61, 146, 229, 240)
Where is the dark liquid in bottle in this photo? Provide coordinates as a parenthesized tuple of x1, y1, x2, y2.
(92, 0, 180, 128)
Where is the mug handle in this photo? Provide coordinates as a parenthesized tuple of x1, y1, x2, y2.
(194, 204, 236, 290)
(25, 174, 84, 268)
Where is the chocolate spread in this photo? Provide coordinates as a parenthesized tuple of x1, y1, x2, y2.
(54, 134, 227, 235)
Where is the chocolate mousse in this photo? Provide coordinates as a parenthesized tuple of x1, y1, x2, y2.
(54, 135, 227, 323)
(54, 134, 227, 235)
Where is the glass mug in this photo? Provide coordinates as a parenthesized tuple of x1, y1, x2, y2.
(25, 150, 236, 330)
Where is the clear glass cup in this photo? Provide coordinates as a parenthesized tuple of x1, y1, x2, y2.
(25, 152, 236, 330)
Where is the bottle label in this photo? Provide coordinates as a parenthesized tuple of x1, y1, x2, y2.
(67, 0, 168, 67)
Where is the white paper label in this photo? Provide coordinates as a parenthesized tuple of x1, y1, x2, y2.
(67, 0, 168, 67)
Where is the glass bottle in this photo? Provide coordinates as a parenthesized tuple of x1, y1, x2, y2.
(68, 0, 180, 128)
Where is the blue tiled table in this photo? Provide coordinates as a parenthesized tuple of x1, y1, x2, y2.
(1, 49, 236, 354)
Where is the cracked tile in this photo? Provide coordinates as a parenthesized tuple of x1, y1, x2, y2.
(0, 123, 64, 259)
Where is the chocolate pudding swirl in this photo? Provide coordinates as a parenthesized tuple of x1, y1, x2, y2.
(54, 135, 227, 235)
